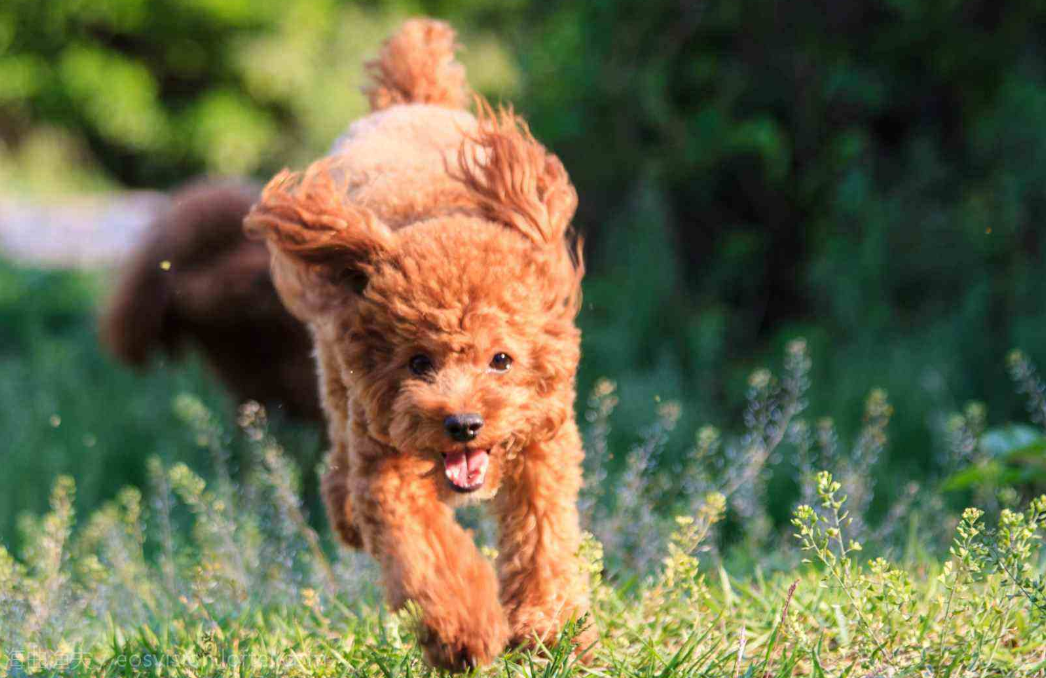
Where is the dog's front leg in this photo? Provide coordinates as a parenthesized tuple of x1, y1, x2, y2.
(352, 451, 509, 671)
(493, 423, 596, 654)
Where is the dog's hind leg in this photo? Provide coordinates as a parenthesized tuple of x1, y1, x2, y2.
(321, 443, 363, 549)
(317, 340, 364, 548)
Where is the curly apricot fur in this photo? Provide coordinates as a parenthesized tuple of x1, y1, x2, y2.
(246, 18, 593, 670)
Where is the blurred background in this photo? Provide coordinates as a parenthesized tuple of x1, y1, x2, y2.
(3, 0, 1046, 568)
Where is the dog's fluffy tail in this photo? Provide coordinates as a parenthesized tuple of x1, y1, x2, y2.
(364, 18, 469, 111)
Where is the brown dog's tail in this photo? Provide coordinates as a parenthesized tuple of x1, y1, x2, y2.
(364, 18, 469, 111)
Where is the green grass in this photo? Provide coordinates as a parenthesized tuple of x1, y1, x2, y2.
(4, 259, 1046, 675)
(0, 258, 326, 553)
(2, 395, 1046, 677)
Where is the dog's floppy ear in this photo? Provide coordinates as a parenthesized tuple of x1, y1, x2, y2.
(456, 99, 584, 317)
(245, 158, 394, 319)
(455, 99, 578, 249)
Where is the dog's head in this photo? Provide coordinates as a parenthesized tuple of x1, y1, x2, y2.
(246, 105, 582, 499)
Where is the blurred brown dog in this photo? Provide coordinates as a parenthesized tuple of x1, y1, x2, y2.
(102, 180, 322, 422)
(246, 19, 592, 671)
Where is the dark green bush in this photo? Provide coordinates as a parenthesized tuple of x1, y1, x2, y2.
(513, 1, 1046, 516)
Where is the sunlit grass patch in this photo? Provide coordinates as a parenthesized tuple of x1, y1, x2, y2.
(3, 382, 1046, 676)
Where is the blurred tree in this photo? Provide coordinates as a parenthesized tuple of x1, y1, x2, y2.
(0, 0, 522, 188)
(509, 0, 1046, 515)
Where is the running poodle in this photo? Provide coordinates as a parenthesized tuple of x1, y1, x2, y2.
(246, 18, 591, 670)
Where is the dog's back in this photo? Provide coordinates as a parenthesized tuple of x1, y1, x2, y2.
(321, 19, 482, 230)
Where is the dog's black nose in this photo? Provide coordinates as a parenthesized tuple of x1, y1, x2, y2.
(444, 413, 483, 442)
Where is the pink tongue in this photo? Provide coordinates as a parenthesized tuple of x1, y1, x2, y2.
(443, 449, 489, 488)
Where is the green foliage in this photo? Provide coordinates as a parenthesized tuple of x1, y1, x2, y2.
(792, 482, 1046, 673)
(4, 409, 1046, 675)
(0, 0, 522, 189)
(942, 351, 1046, 503)
(1, 269, 1045, 671)
(511, 0, 1046, 510)
(0, 259, 324, 554)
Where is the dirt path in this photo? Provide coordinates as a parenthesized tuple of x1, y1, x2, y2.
(0, 192, 170, 269)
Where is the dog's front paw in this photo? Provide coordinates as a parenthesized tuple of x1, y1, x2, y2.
(507, 608, 596, 660)
(417, 601, 509, 672)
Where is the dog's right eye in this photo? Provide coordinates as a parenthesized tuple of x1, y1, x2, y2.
(408, 354, 434, 376)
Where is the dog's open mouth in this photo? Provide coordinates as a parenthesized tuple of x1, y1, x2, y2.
(442, 448, 489, 492)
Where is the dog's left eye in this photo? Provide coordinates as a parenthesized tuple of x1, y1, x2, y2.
(489, 352, 513, 372)
(408, 354, 434, 376)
